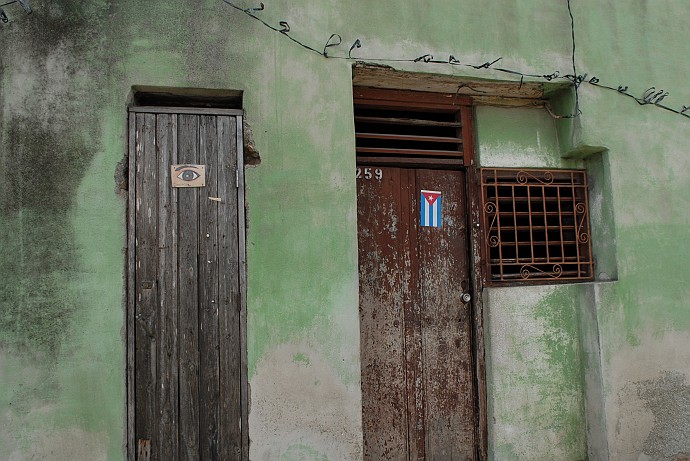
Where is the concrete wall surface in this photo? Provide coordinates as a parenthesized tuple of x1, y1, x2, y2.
(1, 1, 690, 460)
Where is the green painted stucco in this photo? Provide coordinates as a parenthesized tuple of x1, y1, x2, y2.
(476, 105, 579, 170)
(1, 0, 690, 460)
(484, 285, 587, 461)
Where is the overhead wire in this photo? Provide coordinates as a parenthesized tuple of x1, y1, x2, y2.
(223, 0, 688, 121)
(0, 0, 31, 23)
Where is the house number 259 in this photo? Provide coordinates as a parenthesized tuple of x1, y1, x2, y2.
(356, 167, 383, 180)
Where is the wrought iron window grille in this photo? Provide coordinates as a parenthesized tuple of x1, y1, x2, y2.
(480, 168, 594, 284)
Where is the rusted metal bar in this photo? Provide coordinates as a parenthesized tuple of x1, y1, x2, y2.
(480, 168, 593, 284)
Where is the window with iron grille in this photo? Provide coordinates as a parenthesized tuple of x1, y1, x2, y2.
(480, 168, 594, 283)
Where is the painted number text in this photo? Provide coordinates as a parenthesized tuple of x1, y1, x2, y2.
(356, 168, 383, 180)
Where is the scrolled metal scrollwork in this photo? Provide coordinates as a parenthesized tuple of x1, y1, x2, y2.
(516, 170, 554, 185)
(519, 264, 563, 279)
(484, 201, 499, 247)
(574, 202, 590, 243)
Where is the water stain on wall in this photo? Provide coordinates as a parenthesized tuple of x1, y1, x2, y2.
(0, 1, 111, 357)
(0, 121, 91, 356)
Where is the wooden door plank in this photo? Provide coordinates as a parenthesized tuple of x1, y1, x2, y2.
(134, 113, 160, 457)
(403, 168, 425, 461)
(177, 114, 200, 460)
(358, 166, 409, 460)
(199, 115, 221, 461)
(137, 439, 151, 461)
(416, 169, 476, 460)
(353, 87, 473, 108)
(127, 113, 137, 461)
(156, 113, 180, 461)
(236, 116, 250, 461)
(468, 167, 489, 461)
(218, 115, 242, 460)
(460, 106, 476, 167)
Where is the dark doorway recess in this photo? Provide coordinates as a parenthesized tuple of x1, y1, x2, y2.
(131, 86, 243, 109)
(126, 106, 248, 461)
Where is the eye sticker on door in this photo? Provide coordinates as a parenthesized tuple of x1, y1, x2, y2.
(171, 164, 206, 188)
(420, 190, 442, 227)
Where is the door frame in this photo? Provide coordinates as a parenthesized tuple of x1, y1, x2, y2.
(125, 105, 249, 460)
(464, 116, 490, 461)
(353, 87, 489, 460)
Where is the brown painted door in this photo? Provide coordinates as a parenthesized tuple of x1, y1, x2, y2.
(129, 109, 247, 461)
(358, 166, 476, 460)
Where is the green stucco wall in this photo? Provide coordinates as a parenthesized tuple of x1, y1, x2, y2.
(2, 1, 690, 460)
(477, 106, 587, 460)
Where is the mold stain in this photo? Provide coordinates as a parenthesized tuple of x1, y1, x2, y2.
(0, 1, 112, 358)
(292, 353, 311, 366)
(0, 119, 92, 357)
(280, 443, 329, 461)
(527, 286, 587, 455)
(636, 371, 690, 460)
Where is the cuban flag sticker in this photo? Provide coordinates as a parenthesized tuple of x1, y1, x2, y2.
(420, 190, 442, 227)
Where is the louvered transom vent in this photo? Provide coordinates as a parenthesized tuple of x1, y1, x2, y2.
(354, 106, 463, 163)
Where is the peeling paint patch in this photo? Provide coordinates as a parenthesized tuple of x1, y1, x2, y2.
(243, 118, 262, 166)
(605, 331, 690, 461)
(636, 371, 690, 460)
(292, 353, 310, 366)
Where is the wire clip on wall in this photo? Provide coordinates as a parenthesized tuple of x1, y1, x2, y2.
(0, 0, 31, 23)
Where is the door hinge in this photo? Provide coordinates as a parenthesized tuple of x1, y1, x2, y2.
(236, 168, 239, 188)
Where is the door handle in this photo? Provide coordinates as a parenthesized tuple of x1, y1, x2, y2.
(458, 292, 471, 323)
(459, 280, 471, 304)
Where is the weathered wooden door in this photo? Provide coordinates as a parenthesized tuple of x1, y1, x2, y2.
(358, 166, 476, 460)
(127, 108, 247, 461)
